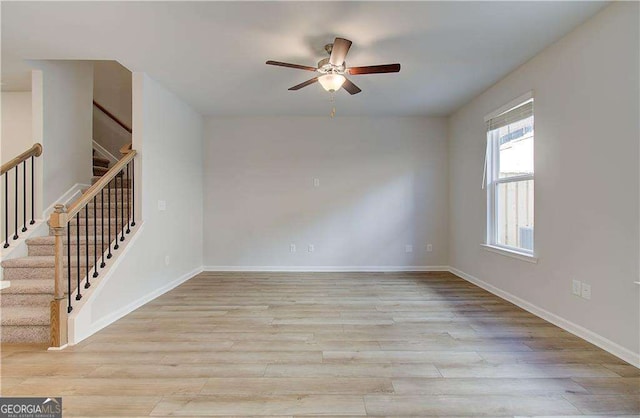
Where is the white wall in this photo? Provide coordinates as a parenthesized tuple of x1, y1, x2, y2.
(74, 73, 203, 337)
(448, 3, 639, 363)
(203, 116, 449, 270)
(30, 61, 93, 210)
(1, 92, 33, 245)
(1, 92, 32, 164)
(93, 60, 132, 159)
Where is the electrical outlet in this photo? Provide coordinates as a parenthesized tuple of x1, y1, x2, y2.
(313, 178, 320, 187)
(308, 244, 315, 253)
(405, 245, 413, 253)
(581, 283, 591, 300)
(427, 244, 433, 252)
(572, 279, 581, 296)
(290, 244, 296, 253)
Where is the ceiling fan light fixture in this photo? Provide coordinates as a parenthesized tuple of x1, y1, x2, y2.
(318, 73, 346, 92)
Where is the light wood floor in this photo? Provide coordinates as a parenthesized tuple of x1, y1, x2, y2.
(1, 272, 638, 417)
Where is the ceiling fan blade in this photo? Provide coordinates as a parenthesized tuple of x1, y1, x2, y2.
(329, 37, 352, 66)
(289, 77, 319, 91)
(342, 78, 362, 95)
(266, 60, 317, 72)
(348, 63, 401, 75)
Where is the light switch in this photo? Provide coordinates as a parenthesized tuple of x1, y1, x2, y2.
(158, 200, 166, 211)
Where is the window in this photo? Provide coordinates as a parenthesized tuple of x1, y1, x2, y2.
(485, 96, 534, 255)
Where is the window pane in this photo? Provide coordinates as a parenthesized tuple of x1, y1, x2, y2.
(496, 179, 534, 251)
(497, 115, 534, 179)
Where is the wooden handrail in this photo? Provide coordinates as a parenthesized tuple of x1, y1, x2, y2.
(93, 100, 132, 134)
(49, 146, 137, 347)
(65, 149, 136, 220)
(1, 143, 42, 175)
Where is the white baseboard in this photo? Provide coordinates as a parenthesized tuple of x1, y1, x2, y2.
(203, 265, 450, 273)
(43, 182, 90, 219)
(92, 140, 119, 165)
(449, 267, 640, 368)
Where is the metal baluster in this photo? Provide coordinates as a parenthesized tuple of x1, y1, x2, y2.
(100, 189, 105, 268)
(131, 159, 135, 227)
(85, 205, 90, 288)
(126, 163, 131, 234)
(13, 166, 18, 240)
(75, 213, 82, 300)
(21, 162, 26, 232)
(67, 222, 72, 313)
(93, 196, 98, 278)
(108, 181, 113, 257)
(30, 156, 35, 225)
(4, 174, 8, 248)
(114, 179, 119, 250)
(120, 174, 124, 241)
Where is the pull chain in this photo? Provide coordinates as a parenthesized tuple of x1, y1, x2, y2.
(330, 91, 336, 118)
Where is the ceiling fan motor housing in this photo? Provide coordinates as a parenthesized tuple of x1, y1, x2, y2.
(317, 57, 346, 74)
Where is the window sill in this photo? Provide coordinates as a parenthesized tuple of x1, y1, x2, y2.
(481, 244, 538, 264)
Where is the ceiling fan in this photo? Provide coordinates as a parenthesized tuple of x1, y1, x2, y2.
(266, 37, 401, 95)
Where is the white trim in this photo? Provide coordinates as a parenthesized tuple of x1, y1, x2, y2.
(481, 244, 538, 263)
(449, 266, 640, 368)
(203, 265, 450, 272)
(47, 344, 68, 351)
(494, 174, 535, 185)
(484, 91, 534, 122)
(92, 140, 118, 166)
(0, 281, 10, 290)
(70, 264, 202, 345)
(43, 182, 90, 219)
(634, 282, 640, 286)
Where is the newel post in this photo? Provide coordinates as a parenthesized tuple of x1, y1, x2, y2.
(49, 204, 68, 347)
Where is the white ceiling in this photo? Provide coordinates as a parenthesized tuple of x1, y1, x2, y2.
(2, 1, 607, 116)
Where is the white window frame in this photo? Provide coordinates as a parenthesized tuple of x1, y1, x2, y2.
(484, 92, 536, 259)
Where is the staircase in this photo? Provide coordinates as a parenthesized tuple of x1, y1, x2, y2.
(1, 152, 132, 343)
(93, 152, 110, 178)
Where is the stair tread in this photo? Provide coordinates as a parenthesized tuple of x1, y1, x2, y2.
(93, 156, 110, 166)
(26, 236, 106, 245)
(1, 279, 53, 294)
(0, 306, 50, 326)
(82, 187, 131, 193)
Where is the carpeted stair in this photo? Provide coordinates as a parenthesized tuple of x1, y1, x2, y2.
(1, 159, 131, 343)
(93, 153, 110, 177)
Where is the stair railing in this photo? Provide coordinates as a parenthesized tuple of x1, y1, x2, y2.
(93, 100, 132, 134)
(49, 145, 136, 347)
(1, 143, 43, 249)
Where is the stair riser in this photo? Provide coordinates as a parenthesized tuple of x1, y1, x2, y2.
(91, 178, 132, 187)
(3, 267, 89, 281)
(1, 293, 52, 307)
(93, 159, 109, 168)
(93, 166, 109, 175)
(61, 227, 130, 237)
(1, 326, 49, 343)
(76, 207, 129, 217)
(68, 218, 129, 227)
(85, 204, 134, 213)
(29, 244, 112, 257)
(83, 189, 132, 200)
